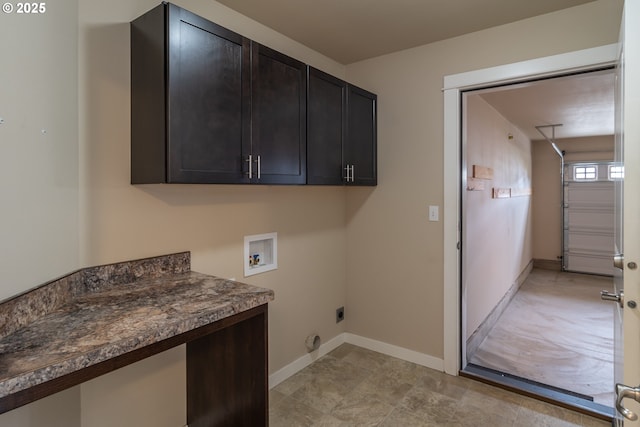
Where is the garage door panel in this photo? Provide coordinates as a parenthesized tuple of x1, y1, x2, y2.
(563, 163, 615, 276)
(565, 232, 614, 253)
(565, 184, 614, 205)
(565, 211, 614, 230)
(565, 253, 614, 276)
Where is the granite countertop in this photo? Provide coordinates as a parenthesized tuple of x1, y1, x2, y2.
(0, 252, 274, 404)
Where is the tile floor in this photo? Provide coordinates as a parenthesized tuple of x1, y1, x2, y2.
(269, 343, 611, 426)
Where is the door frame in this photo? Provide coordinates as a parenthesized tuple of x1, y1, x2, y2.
(442, 44, 618, 375)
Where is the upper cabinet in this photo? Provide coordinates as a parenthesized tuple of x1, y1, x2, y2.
(345, 85, 377, 186)
(131, 3, 374, 186)
(307, 68, 346, 185)
(251, 44, 306, 185)
(131, 3, 251, 184)
(307, 67, 377, 186)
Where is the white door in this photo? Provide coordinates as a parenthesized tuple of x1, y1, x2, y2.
(613, 1, 640, 425)
(564, 162, 615, 276)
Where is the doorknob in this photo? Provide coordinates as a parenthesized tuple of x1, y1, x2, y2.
(616, 383, 640, 420)
(614, 253, 624, 270)
(601, 290, 624, 308)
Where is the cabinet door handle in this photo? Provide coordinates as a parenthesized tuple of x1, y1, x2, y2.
(257, 155, 261, 180)
(247, 155, 253, 179)
(350, 164, 355, 182)
(344, 165, 354, 182)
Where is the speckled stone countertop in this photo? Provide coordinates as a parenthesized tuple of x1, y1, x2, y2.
(0, 252, 274, 402)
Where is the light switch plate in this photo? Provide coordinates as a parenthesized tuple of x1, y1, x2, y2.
(429, 205, 439, 221)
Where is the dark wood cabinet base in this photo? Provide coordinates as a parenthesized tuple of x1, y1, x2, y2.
(187, 306, 268, 426)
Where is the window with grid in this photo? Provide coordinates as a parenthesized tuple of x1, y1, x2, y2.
(574, 165, 597, 181)
(608, 165, 624, 180)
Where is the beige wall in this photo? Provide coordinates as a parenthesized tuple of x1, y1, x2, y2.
(76, 0, 348, 425)
(344, 0, 621, 358)
(0, 0, 81, 425)
(463, 95, 533, 340)
(0, 0, 623, 425)
(532, 135, 614, 261)
(77, 0, 348, 367)
(2, 0, 347, 424)
(80, 347, 185, 427)
(0, 0, 79, 301)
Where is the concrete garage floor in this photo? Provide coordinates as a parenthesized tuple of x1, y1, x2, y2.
(468, 269, 614, 407)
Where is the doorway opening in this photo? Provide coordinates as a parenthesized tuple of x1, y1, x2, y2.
(459, 68, 616, 418)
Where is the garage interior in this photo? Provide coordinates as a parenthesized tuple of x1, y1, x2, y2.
(461, 68, 617, 413)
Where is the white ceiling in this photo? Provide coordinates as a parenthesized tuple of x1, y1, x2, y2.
(216, 0, 597, 64)
(477, 69, 615, 140)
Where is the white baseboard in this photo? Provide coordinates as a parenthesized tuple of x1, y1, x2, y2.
(268, 333, 444, 389)
(344, 333, 444, 372)
(269, 334, 346, 389)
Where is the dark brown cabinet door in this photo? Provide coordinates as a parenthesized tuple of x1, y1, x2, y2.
(307, 69, 377, 186)
(251, 43, 307, 184)
(307, 67, 346, 185)
(132, 4, 373, 186)
(131, 4, 250, 184)
(346, 85, 377, 186)
(167, 4, 251, 183)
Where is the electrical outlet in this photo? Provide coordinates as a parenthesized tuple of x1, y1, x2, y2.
(336, 306, 345, 323)
(429, 205, 439, 221)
